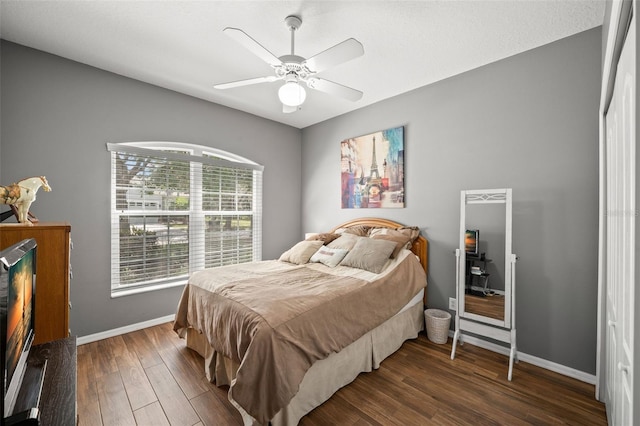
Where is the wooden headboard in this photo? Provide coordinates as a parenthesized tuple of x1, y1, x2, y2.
(329, 217, 428, 275)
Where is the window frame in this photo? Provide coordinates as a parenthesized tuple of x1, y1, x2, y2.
(107, 141, 263, 297)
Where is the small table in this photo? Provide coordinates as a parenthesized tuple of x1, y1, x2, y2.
(465, 256, 492, 296)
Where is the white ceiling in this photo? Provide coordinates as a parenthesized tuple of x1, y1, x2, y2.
(0, 1, 605, 129)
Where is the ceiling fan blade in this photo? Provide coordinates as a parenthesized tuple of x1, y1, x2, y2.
(223, 27, 282, 67)
(303, 38, 364, 73)
(307, 78, 363, 102)
(214, 75, 279, 89)
(282, 104, 298, 114)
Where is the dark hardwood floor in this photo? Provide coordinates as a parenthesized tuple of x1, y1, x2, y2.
(77, 322, 606, 425)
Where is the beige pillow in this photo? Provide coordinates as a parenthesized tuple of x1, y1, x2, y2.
(339, 238, 397, 273)
(305, 232, 341, 245)
(369, 228, 417, 258)
(370, 226, 420, 243)
(326, 233, 363, 250)
(279, 240, 324, 264)
(342, 225, 371, 236)
(309, 246, 349, 267)
(396, 226, 421, 242)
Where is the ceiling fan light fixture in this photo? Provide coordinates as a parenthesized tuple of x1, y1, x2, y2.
(278, 80, 306, 107)
(216, 15, 364, 113)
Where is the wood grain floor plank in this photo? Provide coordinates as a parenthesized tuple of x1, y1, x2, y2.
(133, 401, 171, 426)
(76, 350, 103, 426)
(348, 378, 428, 426)
(198, 377, 246, 419)
(178, 345, 209, 378)
(95, 372, 136, 426)
(145, 363, 201, 426)
(104, 335, 130, 358)
(90, 339, 118, 378)
(77, 342, 91, 356)
(302, 393, 382, 426)
(159, 347, 209, 399)
(190, 390, 242, 426)
(115, 350, 158, 411)
(144, 323, 180, 353)
(359, 363, 438, 419)
(329, 377, 408, 426)
(121, 329, 164, 368)
(166, 322, 190, 350)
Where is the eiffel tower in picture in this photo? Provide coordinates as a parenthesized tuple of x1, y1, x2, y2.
(365, 136, 383, 207)
(369, 136, 381, 179)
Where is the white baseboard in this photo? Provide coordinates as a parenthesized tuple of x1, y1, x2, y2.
(448, 331, 596, 385)
(76, 314, 176, 346)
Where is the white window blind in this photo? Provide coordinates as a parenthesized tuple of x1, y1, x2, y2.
(107, 142, 263, 296)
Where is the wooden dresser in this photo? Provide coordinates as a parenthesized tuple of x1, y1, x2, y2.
(0, 222, 71, 345)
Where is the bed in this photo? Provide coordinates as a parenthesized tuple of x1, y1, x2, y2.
(173, 218, 428, 425)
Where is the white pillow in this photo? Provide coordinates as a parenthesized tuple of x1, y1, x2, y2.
(309, 246, 349, 268)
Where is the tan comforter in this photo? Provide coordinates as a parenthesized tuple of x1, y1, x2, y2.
(173, 252, 426, 423)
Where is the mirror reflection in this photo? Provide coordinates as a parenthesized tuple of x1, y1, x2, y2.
(464, 203, 506, 321)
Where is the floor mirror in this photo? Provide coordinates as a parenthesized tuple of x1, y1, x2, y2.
(450, 188, 518, 380)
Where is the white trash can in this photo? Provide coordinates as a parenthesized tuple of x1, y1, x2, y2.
(424, 309, 451, 344)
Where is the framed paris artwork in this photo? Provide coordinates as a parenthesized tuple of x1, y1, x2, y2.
(340, 126, 404, 209)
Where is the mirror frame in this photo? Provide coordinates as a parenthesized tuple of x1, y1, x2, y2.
(457, 188, 513, 328)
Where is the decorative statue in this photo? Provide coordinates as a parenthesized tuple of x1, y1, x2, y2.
(0, 176, 52, 225)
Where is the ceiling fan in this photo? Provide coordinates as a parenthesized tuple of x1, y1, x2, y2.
(214, 15, 364, 113)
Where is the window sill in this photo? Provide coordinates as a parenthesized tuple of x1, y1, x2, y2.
(111, 279, 187, 298)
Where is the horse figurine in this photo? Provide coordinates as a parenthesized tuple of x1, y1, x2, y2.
(0, 176, 52, 225)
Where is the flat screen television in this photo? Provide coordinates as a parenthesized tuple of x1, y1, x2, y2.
(0, 238, 37, 418)
(465, 229, 479, 256)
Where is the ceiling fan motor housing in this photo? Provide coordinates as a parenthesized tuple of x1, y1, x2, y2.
(276, 54, 310, 80)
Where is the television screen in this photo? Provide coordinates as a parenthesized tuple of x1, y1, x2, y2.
(1, 238, 37, 417)
(465, 230, 479, 256)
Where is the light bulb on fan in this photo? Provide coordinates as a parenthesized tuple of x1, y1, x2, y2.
(278, 79, 306, 107)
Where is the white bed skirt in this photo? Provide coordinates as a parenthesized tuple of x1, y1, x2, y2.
(185, 300, 424, 425)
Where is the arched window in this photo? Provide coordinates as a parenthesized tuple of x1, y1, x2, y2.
(107, 142, 263, 296)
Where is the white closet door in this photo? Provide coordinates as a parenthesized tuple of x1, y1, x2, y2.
(605, 101, 619, 423)
(604, 15, 635, 425)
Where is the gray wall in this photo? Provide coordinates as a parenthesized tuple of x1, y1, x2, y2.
(301, 27, 602, 374)
(0, 41, 302, 337)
